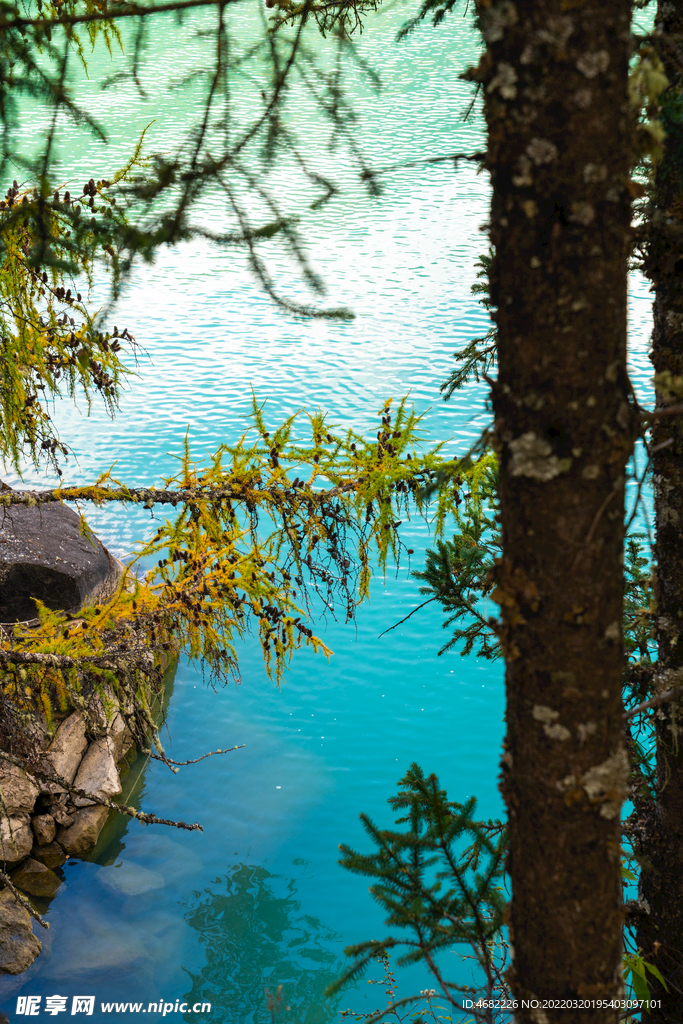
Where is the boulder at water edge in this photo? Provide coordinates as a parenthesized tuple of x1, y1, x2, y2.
(11, 858, 61, 898)
(0, 487, 126, 622)
(31, 842, 66, 870)
(56, 805, 109, 856)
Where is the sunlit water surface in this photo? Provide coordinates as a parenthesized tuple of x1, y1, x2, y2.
(0, 4, 655, 1021)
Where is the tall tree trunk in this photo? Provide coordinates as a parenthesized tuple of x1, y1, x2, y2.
(475, 1, 634, 1019)
(636, 2, 683, 1017)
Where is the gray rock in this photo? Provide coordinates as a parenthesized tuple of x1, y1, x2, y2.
(50, 804, 74, 828)
(44, 712, 88, 791)
(0, 815, 34, 864)
(0, 489, 126, 622)
(97, 861, 165, 897)
(56, 805, 109, 856)
(11, 857, 61, 898)
(0, 763, 39, 816)
(30, 841, 66, 870)
(0, 888, 41, 974)
(32, 814, 56, 846)
(36, 894, 153, 979)
(73, 737, 121, 807)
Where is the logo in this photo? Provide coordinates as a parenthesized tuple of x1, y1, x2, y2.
(16, 996, 96, 1016)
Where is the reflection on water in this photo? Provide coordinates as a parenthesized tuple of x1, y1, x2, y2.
(181, 863, 345, 1024)
(0, 653, 353, 1022)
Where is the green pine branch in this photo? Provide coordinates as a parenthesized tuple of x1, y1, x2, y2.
(327, 763, 508, 1008)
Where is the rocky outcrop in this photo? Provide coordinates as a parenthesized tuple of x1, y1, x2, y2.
(110, 713, 132, 762)
(0, 889, 41, 974)
(0, 499, 167, 978)
(0, 488, 126, 623)
(48, 798, 74, 828)
(0, 703, 136, 974)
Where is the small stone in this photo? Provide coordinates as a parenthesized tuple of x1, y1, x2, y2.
(0, 816, 34, 865)
(32, 814, 56, 846)
(0, 888, 41, 974)
(56, 805, 109, 856)
(50, 805, 74, 828)
(10, 857, 61, 898)
(30, 842, 66, 870)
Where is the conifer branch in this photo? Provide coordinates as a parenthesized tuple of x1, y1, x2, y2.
(329, 764, 508, 1013)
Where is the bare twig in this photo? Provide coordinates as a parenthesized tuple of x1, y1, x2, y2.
(624, 684, 683, 721)
(147, 743, 245, 766)
(0, 749, 203, 832)
(640, 402, 683, 421)
(378, 597, 436, 639)
(650, 437, 674, 453)
(360, 150, 486, 188)
(0, 871, 49, 929)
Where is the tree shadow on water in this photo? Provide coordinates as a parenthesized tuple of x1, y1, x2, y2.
(180, 863, 347, 1024)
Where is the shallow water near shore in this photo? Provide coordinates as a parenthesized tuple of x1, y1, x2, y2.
(0, 3, 655, 1021)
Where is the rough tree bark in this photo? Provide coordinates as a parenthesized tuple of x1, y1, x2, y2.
(635, 2, 683, 1018)
(472, 1, 634, 1020)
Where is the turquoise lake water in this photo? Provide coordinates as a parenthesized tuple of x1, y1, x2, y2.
(0, 3, 656, 1021)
